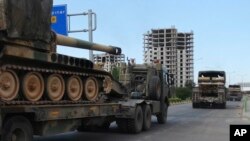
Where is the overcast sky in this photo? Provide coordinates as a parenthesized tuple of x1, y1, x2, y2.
(54, 0, 250, 86)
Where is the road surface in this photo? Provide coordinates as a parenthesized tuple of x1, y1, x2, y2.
(34, 101, 248, 141)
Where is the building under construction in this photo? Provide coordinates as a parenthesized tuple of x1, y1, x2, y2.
(143, 27, 194, 87)
(93, 53, 125, 72)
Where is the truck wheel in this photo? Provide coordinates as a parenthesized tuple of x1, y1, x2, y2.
(2, 116, 33, 141)
(148, 76, 161, 100)
(142, 105, 151, 131)
(128, 106, 143, 133)
(157, 98, 168, 124)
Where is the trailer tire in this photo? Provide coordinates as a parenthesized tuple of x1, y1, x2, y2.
(2, 116, 33, 141)
(128, 106, 143, 133)
(148, 76, 161, 100)
(142, 105, 151, 131)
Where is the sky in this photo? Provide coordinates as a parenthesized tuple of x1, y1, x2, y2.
(54, 0, 250, 87)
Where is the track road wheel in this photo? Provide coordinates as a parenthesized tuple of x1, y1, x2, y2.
(84, 77, 99, 101)
(128, 105, 143, 133)
(0, 70, 19, 101)
(67, 76, 83, 101)
(46, 74, 65, 101)
(148, 76, 161, 100)
(22, 72, 44, 101)
(1, 116, 33, 141)
(142, 105, 152, 131)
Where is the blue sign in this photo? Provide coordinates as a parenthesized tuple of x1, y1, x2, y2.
(51, 5, 68, 36)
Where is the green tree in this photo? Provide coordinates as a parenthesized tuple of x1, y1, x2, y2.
(111, 66, 120, 80)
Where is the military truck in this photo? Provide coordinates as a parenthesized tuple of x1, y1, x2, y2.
(227, 85, 242, 101)
(116, 60, 173, 125)
(0, 0, 171, 140)
(192, 71, 226, 108)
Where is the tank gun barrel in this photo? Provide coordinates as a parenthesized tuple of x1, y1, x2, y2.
(56, 34, 121, 55)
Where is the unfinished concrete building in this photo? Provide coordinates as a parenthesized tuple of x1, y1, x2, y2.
(143, 27, 193, 87)
(93, 53, 125, 72)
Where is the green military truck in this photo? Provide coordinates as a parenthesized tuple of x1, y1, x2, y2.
(0, 0, 171, 140)
(192, 71, 226, 108)
(227, 85, 242, 101)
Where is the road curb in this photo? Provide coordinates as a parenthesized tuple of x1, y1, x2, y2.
(170, 100, 191, 106)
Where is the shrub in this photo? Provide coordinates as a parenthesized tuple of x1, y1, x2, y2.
(175, 87, 192, 100)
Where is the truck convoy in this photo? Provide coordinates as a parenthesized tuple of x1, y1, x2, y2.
(227, 85, 242, 101)
(192, 71, 226, 108)
(0, 0, 172, 140)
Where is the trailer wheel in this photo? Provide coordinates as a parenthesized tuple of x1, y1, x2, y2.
(142, 105, 151, 131)
(128, 105, 143, 133)
(148, 76, 161, 100)
(1, 116, 33, 141)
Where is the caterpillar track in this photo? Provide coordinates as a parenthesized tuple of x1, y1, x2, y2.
(0, 62, 115, 105)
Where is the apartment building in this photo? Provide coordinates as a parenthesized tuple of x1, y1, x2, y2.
(143, 27, 193, 87)
(93, 53, 125, 72)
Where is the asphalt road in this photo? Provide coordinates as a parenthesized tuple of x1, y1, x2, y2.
(34, 101, 249, 141)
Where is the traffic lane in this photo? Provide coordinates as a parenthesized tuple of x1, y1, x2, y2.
(34, 120, 171, 141)
(165, 101, 248, 141)
(34, 101, 247, 141)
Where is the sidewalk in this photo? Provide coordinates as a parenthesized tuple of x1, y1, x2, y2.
(242, 95, 250, 120)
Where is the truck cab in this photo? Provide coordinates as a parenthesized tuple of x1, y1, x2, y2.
(192, 71, 226, 108)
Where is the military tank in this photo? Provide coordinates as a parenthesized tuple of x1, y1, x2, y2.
(0, 0, 121, 104)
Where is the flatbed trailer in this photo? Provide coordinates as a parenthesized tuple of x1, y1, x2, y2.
(0, 99, 165, 140)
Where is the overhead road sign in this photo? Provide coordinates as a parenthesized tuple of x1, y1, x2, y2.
(51, 5, 68, 36)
